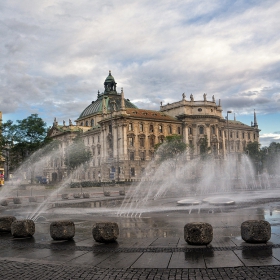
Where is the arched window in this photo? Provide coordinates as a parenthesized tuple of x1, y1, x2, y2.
(91, 119, 94, 126)
(85, 121, 89, 126)
(158, 125, 163, 133)
(169, 126, 172, 134)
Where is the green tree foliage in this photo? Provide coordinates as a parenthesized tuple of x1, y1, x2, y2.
(245, 141, 280, 175)
(0, 114, 49, 172)
(262, 142, 280, 175)
(245, 141, 261, 161)
(65, 136, 91, 170)
(198, 136, 211, 159)
(155, 135, 187, 172)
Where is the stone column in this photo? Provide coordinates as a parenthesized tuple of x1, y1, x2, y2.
(192, 124, 198, 156)
(113, 121, 118, 158)
(222, 127, 226, 159)
(123, 124, 128, 160)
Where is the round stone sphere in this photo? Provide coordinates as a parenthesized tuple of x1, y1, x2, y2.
(184, 222, 213, 245)
(0, 216, 16, 232)
(241, 220, 271, 243)
(11, 219, 35, 238)
(92, 222, 119, 243)
(50, 220, 75, 240)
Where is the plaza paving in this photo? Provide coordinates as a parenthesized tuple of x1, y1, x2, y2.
(1, 186, 280, 279)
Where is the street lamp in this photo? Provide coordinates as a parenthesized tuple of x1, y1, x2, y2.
(227, 111, 232, 157)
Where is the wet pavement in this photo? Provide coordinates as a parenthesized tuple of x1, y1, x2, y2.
(1, 188, 280, 279)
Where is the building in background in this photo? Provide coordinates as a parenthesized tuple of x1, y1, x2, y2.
(45, 72, 260, 183)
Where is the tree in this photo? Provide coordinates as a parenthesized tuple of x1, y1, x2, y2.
(65, 136, 91, 171)
(263, 142, 280, 175)
(155, 135, 187, 173)
(245, 141, 266, 174)
(0, 114, 49, 179)
(198, 136, 211, 159)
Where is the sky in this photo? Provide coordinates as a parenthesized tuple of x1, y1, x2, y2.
(0, 0, 280, 147)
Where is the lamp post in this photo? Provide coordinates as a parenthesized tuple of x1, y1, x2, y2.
(226, 111, 232, 157)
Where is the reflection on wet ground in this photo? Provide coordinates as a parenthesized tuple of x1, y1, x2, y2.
(1, 191, 280, 270)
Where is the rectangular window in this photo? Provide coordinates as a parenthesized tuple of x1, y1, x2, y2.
(130, 152, 134, 161)
(236, 132, 239, 138)
(128, 137, 134, 146)
(177, 127, 181, 134)
(150, 125, 154, 132)
(130, 167, 135, 177)
(139, 123, 144, 132)
(139, 137, 145, 147)
(159, 125, 162, 133)
(140, 151, 145, 161)
(128, 123, 133, 131)
(150, 137, 155, 147)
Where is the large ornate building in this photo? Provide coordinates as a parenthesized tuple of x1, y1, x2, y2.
(46, 71, 260, 183)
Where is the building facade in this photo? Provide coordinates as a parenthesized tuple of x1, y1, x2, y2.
(46, 72, 260, 183)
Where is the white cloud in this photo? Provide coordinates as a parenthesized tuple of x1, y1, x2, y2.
(260, 133, 280, 147)
(0, 0, 280, 134)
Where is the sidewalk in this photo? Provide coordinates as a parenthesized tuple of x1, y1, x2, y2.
(0, 230, 280, 279)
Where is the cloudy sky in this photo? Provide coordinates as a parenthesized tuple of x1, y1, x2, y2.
(1, 0, 280, 146)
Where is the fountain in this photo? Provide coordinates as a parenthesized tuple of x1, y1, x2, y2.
(0, 140, 279, 241)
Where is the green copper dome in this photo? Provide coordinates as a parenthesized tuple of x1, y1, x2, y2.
(77, 72, 138, 120)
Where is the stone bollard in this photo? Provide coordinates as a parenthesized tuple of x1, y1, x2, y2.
(11, 219, 35, 238)
(61, 194, 68, 200)
(82, 192, 90, 198)
(50, 221, 75, 240)
(0, 216, 16, 232)
(104, 191, 111, 197)
(73, 193, 81, 198)
(241, 220, 271, 243)
(184, 222, 213, 245)
(0, 200, 8, 206)
(29, 197, 37, 202)
(119, 190, 125, 196)
(92, 222, 119, 243)
(13, 197, 22, 204)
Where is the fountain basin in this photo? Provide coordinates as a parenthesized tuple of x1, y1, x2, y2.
(177, 199, 201, 206)
(204, 197, 235, 206)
